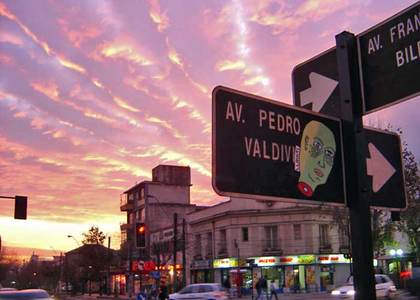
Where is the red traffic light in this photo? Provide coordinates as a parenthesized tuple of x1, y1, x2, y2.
(138, 225, 145, 233)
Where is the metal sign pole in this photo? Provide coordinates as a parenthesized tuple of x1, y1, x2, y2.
(335, 31, 376, 300)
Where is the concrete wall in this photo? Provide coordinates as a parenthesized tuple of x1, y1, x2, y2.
(148, 183, 190, 205)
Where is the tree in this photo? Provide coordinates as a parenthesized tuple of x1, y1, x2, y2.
(0, 248, 19, 287)
(371, 209, 397, 258)
(397, 141, 420, 262)
(82, 226, 106, 245)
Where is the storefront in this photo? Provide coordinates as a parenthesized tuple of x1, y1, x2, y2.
(317, 254, 352, 291)
(250, 254, 351, 293)
(213, 258, 252, 295)
(111, 274, 126, 295)
(191, 260, 214, 283)
(213, 258, 238, 285)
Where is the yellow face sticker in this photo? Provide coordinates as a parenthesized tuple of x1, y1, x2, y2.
(298, 121, 336, 197)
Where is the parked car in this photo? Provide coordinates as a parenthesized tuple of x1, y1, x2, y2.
(331, 274, 396, 299)
(169, 283, 227, 300)
(0, 289, 52, 299)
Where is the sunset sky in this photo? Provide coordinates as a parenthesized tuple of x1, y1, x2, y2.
(1, 0, 419, 253)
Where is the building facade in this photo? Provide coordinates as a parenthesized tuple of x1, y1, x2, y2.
(119, 165, 198, 294)
(187, 197, 352, 294)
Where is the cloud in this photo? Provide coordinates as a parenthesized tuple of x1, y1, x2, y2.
(93, 40, 154, 66)
(57, 18, 102, 48)
(216, 60, 246, 72)
(112, 96, 140, 113)
(147, 0, 170, 32)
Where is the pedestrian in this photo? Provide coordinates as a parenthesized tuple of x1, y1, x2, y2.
(269, 282, 278, 300)
(256, 277, 263, 300)
(159, 285, 168, 300)
(261, 277, 268, 300)
(223, 277, 231, 298)
(137, 289, 147, 300)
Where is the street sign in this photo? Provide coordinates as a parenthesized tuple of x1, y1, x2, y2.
(150, 270, 161, 279)
(293, 2, 420, 116)
(292, 48, 341, 116)
(364, 127, 406, 209)
(212, 86, 345, 205)
(358, 2, 420, 114)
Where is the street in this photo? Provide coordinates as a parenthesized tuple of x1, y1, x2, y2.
(61, 290, 419, 300)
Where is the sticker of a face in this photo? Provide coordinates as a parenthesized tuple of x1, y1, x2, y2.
(297, 121, 336, 197)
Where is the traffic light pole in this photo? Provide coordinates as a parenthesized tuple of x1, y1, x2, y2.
(182, 218, 186, 289)
(335, 31, 376, 300)
(0, 195, 27, 219)
(173, 213, 178, 292)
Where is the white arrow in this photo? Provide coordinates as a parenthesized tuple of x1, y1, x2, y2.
(366, 143, 396, 193)
(299, 72, 338, 112)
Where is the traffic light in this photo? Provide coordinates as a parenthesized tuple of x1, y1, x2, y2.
(136, 223, 146, 248)
(391, 211, 400, 221)
(14, 195, 27, 220)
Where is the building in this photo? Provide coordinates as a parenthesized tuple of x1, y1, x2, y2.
(64, 244, 118, 295)
(119, 165, 199, 294)
(187, 197, 352, 294)
(119, 164, 357, 294)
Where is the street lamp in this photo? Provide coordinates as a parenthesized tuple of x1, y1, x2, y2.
(389, 248, 404, 287)
(67, 235, 81, 247)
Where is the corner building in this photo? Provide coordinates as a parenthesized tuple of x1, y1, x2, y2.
(187, 197, 352, 294)
(119, 165, 198, 295)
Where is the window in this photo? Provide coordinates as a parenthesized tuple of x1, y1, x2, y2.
(136, 208, 145, 222)
(206, 232, 213, 257)
(242, 227, 249, 242)
(375, 276, 383, 284)
(179, 286, 194, 294)
(264, 226, 278, 249)
(121, 230, 127, 244)
(129, 212, 135, 224)
(319, 224, 330, 248)
(194, 234, 201, 257)
(198, 285, 213, 293)
(293, 224, 302, 240)
(338, 226, 349, 248)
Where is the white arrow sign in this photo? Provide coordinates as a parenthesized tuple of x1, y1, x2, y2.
(299, 72, 338, 112)
(366, 143, 396, 192)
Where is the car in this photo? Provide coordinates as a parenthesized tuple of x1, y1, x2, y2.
(331, 274, 396, 299)
(0, 289, 52, 299)
(169, 283, 228, 300)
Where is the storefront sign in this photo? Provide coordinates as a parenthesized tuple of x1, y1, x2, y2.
(317, 254, 350, 264)
(192, 260, 212, 269)
(255, 256, 279, 266)
(213, 258, 238, 268)
(297, 255, 316, 264)
(279, 256, 299, 265)
(250, 254, 350, 266)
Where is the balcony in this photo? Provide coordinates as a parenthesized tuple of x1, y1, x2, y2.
(263, 247, 283, 255)
(205, 251, 213, 259)
(217, 242, 228, 257)
(319, 244, 332, 254)
(339, 245, 351, 254)
(120, 223, 134, 231)
(120, 193, 134, 211)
